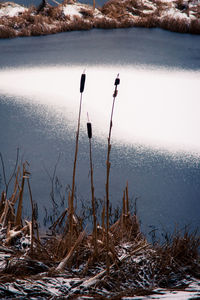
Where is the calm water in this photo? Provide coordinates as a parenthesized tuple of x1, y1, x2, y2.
(0, 28, 200, 238)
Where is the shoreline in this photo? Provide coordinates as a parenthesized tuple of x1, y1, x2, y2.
(0, 0, 200, 38)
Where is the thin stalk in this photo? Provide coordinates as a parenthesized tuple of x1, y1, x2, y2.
(102, 198, 105, 232)
(27, 177, 34, 255)
(125, 181, 129, 214)
(71, 92, 83, 207)
(15, 163, 26, 227)
(68, 191, 73, 250)
(89, 137, 97, 255)
(122, 190, 126, 239)
(106, 74, 120, 275)
(70, 72, 86, 244)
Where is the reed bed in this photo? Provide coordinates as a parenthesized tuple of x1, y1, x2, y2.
(0, 73, 199, 299)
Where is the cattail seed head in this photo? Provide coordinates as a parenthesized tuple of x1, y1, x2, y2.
(80, 73, 86, 93)
(114, 75, 120, 86)
(87, 122, 92, 139)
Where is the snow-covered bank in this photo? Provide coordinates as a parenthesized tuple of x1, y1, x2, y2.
(0, 219, 199, 299)
(0, 0, 200, 38)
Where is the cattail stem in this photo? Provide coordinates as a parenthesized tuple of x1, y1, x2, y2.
(87, 120, 97, 255)
(71, 93, 83, 210)
(27, 177, 34, 255)
(70, 73, 86, 245)
(106, 74, 120, 275)
(89, 137, 97, 255)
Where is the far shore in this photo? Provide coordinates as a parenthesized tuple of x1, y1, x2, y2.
(0, 0, 200, 38)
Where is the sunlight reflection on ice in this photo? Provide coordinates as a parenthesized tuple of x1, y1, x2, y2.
(0, 65, 199, 155)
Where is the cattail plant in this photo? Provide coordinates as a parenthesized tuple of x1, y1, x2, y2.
(69, 72, 86, 249)
(106, 74, 120, 274)
(87, 115, 97, 256)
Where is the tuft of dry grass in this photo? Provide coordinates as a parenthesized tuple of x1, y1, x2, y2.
(189, 19, 200, 34)
(159, 16, 190, 34)
(93, 17, 118, 29)
(133, 15, 157, 28)
(152, 227, 200, 286)
(69, 16, 93, 31)
(0, 24, 16, 38)
(80, 7, 94, 19)
(47, 6, 65, 20)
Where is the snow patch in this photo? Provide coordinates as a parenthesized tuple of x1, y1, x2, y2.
(63, 4, 82, 18)
(0, 3, 27, 17)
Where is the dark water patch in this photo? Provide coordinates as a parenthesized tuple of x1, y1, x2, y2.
(0, 28, 200, 70)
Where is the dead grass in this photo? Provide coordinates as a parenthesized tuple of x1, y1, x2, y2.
(93, 17, 118, 29)
(134, 15, 158, 28)
(80, 7, 94, 19)
(189, 19, 200, 34)
(69, 16, 93, 31)
(159, 16, 190, 34)
(151, 227, 200, 286)
(101, 0, 128, 19)
(0, 24, 16, 38)
(47, 6, 65, 20)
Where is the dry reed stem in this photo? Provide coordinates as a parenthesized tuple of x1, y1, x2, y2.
(68, 191, 73, 250)
(105, 75, 120, 275)
(49, 208, 68, 232)
(126, 181, 129, 214)
(71, 88, 83, 208)
(89, 137, 97, 256)
(69, 75, 85, 248)
(101, 199, 105, 232)
(27, 177, 34, 255)
(56, 228, 87, 271)
(15, 163, 26, 227)
(10, 166, 20, 205)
